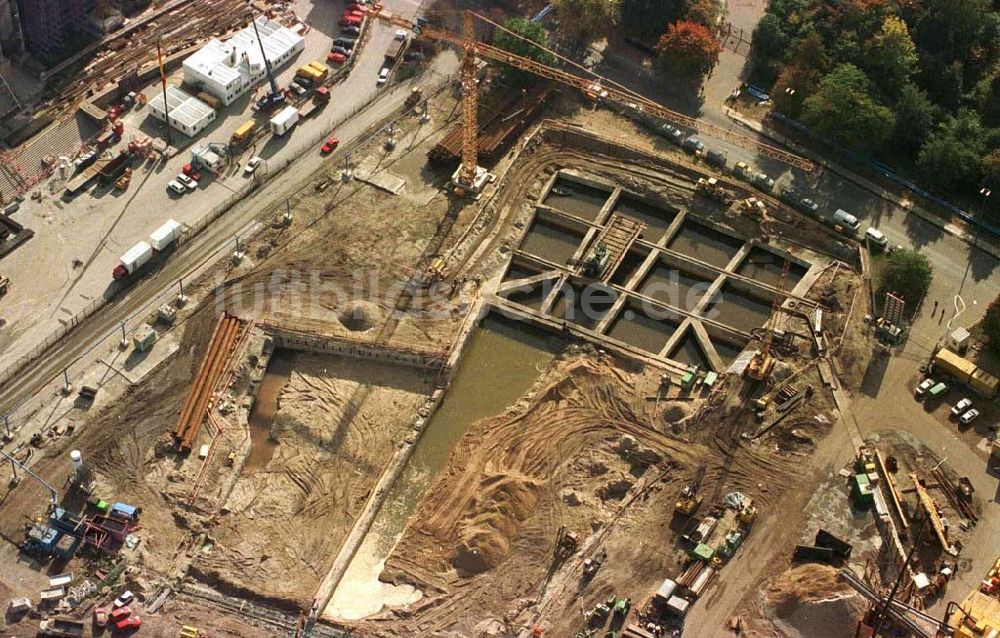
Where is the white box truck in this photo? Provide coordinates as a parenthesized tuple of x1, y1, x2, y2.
(114, 241, 153, 280)
(270, 106, 300, 136)
(149, 219, 181, 250)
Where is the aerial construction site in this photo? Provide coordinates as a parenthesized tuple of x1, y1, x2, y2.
(0, 2, 999, 638)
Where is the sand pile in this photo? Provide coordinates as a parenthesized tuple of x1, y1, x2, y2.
(766, 564, 864, 638)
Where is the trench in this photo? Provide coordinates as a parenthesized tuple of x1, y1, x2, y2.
(613, 196, 676, 243)
(667, 221, 744, 268)
(520, 218, 584, 264)
(607, 306, 681, 354)
(542, 176, 612, 221)
(637, 264, 713, 312)
(245, 349, 295, 472)
(325, 314, 560, 621)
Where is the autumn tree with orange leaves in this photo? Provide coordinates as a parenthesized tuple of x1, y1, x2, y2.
(655, 20, 721, 80)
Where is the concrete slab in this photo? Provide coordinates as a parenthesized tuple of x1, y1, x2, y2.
(100, 330, 181, 385)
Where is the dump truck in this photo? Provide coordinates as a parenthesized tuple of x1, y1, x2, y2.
(385, 37, 407, 64)
(97, 150, 133, 185)
(933, 348, 1000, 397)
(113, 219, 181, 279)
(38, 618, 85, 637)
(298, 87, 331, 118)
(270, 105, 299, 136)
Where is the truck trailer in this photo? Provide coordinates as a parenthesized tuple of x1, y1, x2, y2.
(38, 618, 85, 637)
(298, 87, 330, 119)
(385, 38, 407, 64)
(113, 219, 181, 279)
(270, 105, 300, 136)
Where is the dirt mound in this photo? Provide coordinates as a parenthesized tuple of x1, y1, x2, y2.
(766, 564, 852, 617)
(339, 301, 380, 331)
(451, 471, 542, 574)
(662, 402, 691, 424)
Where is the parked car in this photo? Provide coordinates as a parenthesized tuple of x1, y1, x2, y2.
(243, 156, 262, 176)
(960, 408, 981, 425)
(113, 591, 134, 608)
(289, 82, 306, 96)
(341, 25, 361, 35)
(330, 45, 352, 57)
(864, 227, 888, 249)
(833, 208, 861, 233)
(377, 67, 390, 85)
(167, 180, 186, 195)
(321, 136, 339, 154)
(796, 197, 820, 216)
(752, 172, 775, 191)
(732, 161, 752, 180)
(176, 173, 198, 191)
(294, 75, 314, 89)
(94, 606, 110, 628)
(339, 16, 361, 27)
(705, 150, 727, 169)
(951, 398, 973, 417)
(660, 124, 684, 145)
(327, 51, 347, 64)
(394, 29, 408, 40)
(110, 606, 131, 621)
(115, 616, 141, 632)
(333, 37, 356, 48)
(682, 135, 704, 154)
(915, 378, 935, 397)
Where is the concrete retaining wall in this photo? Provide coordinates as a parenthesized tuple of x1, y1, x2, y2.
(269, 328, 448, 371)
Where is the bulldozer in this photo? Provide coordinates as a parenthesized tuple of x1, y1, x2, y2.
(675, 465, 706, 517)
(697, 177, 730, 204)
(554, 526, 579, 562)
(738, 497, 758, 526)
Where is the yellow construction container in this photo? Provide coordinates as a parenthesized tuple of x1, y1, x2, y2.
(296, 65, 322, 81)
(179, 626, 199, 638)
(307, 61, 329, 80)
(934, 348, 977, 383)
(231, 120, 255, 145)
(970, 368, 1000, 397)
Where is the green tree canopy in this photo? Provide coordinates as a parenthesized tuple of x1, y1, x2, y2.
(982, 294, 1000, 356)
(863, 16, 918, 96)
(881, 249, 934, 306)
(800, 64, 895, 153)
(891, 83, 936, 151)
(553, 0, 622, 42)
(655, 20, 722, 79)
(493, 18, 555, 84)
(916, 110, 986, 192)
(620, 0, 684, 41)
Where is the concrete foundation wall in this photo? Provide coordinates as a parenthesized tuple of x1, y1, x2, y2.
(269, 328, 448, 371)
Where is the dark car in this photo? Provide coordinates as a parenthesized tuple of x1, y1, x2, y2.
(404, 50, 425, 62)
(705, 149, 727, 169)
(333, 37, 356, 47)
(682, 135, 704, 154)
(330, 45, 352, 57)
(660, 123, 684, 145)
(294, 75, 314, 89)
(796, 197, 820, 216)
(341, 25, 361, 35)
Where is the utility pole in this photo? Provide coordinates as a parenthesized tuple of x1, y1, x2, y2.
(157, 38, 171, 147)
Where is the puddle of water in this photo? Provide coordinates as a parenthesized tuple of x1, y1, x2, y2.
(326, 314, 559, 620)
(668, 331, 710, 368)
(245, 349, 295, 472)
(520, 218, 584, 265)
(637, 264, 713, 312)
(712, 339, 746, 365)
(737, 248, 807, 288)
(503, 263, 542, 282)
(607, 306, 680, 354)
(668, 222, 744, 268)
(609, 249, 648, 287)
(703, 284, 773, 332)
(549, 282, 617, 329)
(542, 177, 612, 221)
(614, 196, 676, 243)
(502, 281, 549, 311)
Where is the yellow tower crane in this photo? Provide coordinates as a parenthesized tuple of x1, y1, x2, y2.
(366, 8, 815, 195)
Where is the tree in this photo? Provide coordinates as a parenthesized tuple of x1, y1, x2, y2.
(655, 20, 722, 79)
(915, 0, 989, 60)
(620, 0, 684, 41)
(800, 64, 895, 153)
(752, 14, 790, 64)
(493, 18, 555, 84)
(881, 249, 933, 306)
(982, 294, 1000, 355)
(553, 0, 621, 42)
(916, 110, 985, 191)
(891, 83, 936, 151)
(683, 0, 718, 28)
(863, 16, 918, 96)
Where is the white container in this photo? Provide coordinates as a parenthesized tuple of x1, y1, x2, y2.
(654, 578, 677, 603)
(270, 105, 300, 136)
(115, 241, 153, 278)
(666, 595, 689, 617)
(149, 219, 181, 251)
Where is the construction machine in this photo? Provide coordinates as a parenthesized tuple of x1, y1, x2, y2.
(738, 497, 758, 526)
(554, 526, 579, 562)
(675, 464, 706, 516)
(582, 550, 606, 582)
(583, 242, 609, 277)
(745, 259, 790, 382)
(0, 272, 9, 297)
(365, 8, 814, 197)
(697, 177, 729, 204)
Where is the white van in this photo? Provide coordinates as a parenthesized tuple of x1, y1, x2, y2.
(833, 209, 861, 233)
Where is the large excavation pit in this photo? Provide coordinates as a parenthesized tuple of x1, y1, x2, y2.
(542, 175, 613, 221)
(613, 195, 677, 242)
(737, 246, 808, 288)
(637, 261, 714, 312)
(520, 218, 585, 265)
(606, 305, 682, 354)
(704, 284, 775, 333)
(667, 220, 744, 268)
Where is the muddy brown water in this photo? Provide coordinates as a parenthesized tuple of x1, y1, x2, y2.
(703, 285, 774, 333)
(736, 247, 807, 288)
(712, 339, 746, 366)
(667, 221, 744, 268)
(245, 349, 295, 472)
(326, 314, 560, 620)
(638, 264, 713, 312)
(549, 282, 617, 329)
(669, 331, 710, 369)
(520, 218, 584, 264)
(610, 249, 648, 287)
(607, 308, 681, 354)
(542, 177, 612, 221)
(613, 196, 677, 243)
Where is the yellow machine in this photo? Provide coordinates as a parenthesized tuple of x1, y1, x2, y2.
(746, 259, 790, 382)
(675, 465, 706, 516)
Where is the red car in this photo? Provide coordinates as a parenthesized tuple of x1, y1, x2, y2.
(94, 606, 110, 628)
(338, 16, 361, 27)
(109, 606, 131, 621)
(321, 137, 340, 154)
(347, 3, 365, 12)
(327, 52, 346, 64)
(115, 616, 141, 632)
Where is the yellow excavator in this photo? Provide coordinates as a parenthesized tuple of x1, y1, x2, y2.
(675, 465, 706, 516)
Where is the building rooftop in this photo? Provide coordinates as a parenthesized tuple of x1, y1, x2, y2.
(183, 17, 303, 87)
(148, 86, 215, 127)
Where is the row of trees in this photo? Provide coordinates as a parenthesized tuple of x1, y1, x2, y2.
(549, 0, 723, 82)
(752, 0, 1000, 219)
